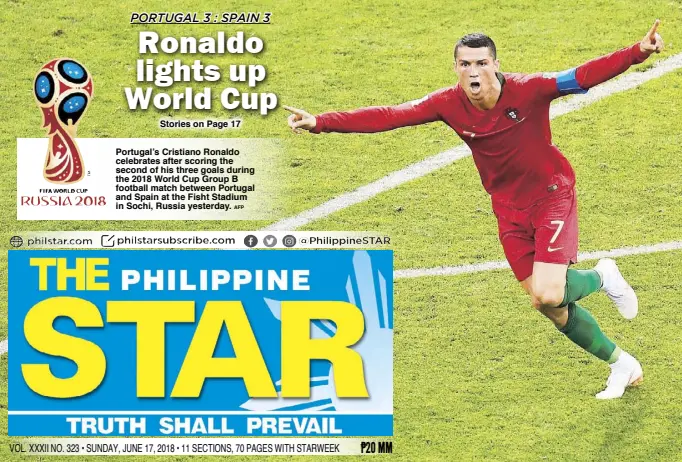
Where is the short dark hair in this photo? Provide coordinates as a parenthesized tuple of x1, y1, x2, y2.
(454, 33, 497, 60)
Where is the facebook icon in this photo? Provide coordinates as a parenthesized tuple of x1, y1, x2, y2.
(244, 235, 258, 248)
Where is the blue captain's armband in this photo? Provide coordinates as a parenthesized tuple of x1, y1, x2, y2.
(555, 68, 588, 94)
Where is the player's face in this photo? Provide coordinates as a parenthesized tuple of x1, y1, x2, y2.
(455, 46, 500, 102)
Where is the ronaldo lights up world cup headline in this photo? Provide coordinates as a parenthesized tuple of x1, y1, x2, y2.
(285, 20, 665, 399)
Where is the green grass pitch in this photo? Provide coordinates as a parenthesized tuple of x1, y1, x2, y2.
(2, 0, 682, 460)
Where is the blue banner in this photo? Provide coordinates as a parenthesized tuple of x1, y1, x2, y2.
(9, 250, 393, 436)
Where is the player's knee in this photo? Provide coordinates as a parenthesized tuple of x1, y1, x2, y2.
(532, 286, 564, 309)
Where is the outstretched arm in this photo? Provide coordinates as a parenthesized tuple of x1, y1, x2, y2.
(284, 92, 442, 135)
(535, 20, 664, 98)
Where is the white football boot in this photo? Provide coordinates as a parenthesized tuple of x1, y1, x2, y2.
(595, 351, 643, 399)
(594, 258, 638, 319)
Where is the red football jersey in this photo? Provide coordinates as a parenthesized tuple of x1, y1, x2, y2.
(312, 43, 649, 208)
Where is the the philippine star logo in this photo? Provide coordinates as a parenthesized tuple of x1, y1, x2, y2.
(34, 58, 93, 184)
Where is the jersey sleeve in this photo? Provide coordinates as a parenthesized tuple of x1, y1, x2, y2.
(526, 43, 650, 100)
(311, 90, 444, 134)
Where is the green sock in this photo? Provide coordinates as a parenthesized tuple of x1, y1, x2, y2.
(560, 302, 621, 363)
(561, 269, 602, 306)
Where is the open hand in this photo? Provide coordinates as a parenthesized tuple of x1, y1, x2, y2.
(640, 19, 664, 55)
(284, 105, 317, 134)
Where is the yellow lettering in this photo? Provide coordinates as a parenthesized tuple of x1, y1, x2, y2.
(21, 297, 105, 398)
(107, 301, 194, 397)
(86, 258, 109, 290)
(281, 301, 368, 398)
(29, 258, 56, 291)
(56, 258, 86, 291)
(172, 301, 276, 398)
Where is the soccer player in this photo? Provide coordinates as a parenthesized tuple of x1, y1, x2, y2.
(285, 21, 664, 399)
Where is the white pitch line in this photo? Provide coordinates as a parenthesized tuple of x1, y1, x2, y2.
(265, 52, 682, 231)
(265, 144, 472, 231)
(0, 339, 6, 355)
(394, 240, 682, 279)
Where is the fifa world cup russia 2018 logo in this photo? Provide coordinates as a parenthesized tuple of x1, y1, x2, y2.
(34, 58, 93, 184)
